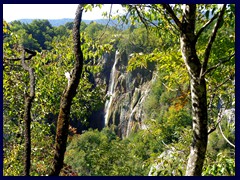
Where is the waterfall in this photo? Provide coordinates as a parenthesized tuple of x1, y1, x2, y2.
(104, 50, 120, 126)
(126, 107, 136, 137)
(126, 82, 152, 136)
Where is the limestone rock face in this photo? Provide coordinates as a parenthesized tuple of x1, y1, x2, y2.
(92, 50, 155, 138)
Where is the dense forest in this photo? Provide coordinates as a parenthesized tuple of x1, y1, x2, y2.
(3, 4, 235, 176)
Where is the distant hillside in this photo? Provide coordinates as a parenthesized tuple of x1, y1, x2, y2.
(14, 18, 128, 29)
(17, 18, 73, 26)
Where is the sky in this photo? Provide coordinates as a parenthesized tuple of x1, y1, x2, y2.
(3, 4, 124, 22)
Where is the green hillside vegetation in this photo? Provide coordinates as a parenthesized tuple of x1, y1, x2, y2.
(15, 18, 126, 28)
(3, 4, 235, 176)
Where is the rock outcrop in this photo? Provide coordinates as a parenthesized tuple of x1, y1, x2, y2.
(92, 50, 155, 138)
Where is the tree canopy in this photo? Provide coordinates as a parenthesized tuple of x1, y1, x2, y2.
(3, 4, 235, 176)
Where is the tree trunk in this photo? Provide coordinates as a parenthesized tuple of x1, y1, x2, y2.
(21, 49, 36, 176)
(49, 4, 84, 176)
(134, 3, 226, 176)
(23, 95, 33, 176)
(179, 5, 208, 176)
(186, 78, 208, 176)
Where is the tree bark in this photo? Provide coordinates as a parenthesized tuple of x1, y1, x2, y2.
(185, 78, 208, 176)
(179, 5, 208, 176)
(162, 4, 227, 176)
(23, 95, 33, 176)
(21, 48, 36, 176)
(49, 4, 84, 176)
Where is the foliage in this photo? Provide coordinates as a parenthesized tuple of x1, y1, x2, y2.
(65, 127, 145, 176)
(3, 3, 235, 176)
(142, 60, 191, 143)
(84, 21, 105, 39)
(3, 18, 112, 176)
(148, 127, 192, 176)
(117, 26, 163, 54)
(6, 20, 54, 51)
(203, 150, 235, 176)
(121, 3, 234, 176)
(3, 121, 54, 176)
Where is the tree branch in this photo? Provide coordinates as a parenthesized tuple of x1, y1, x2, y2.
(6, 48, 37, 61)
(218, 119, 235, 148)
(208, 108, 223, 135)
(200, 4, 226, 78)
(98, 4, 113, 41)
(202, 53, 235, 76)
(195, 13, 219, 41)
(129, 5, 158, 30)
(149, 4, 179, 34)
(21, 49, 36, 98)
(162, 10, 179, 33)
(162, 4, 182, 30)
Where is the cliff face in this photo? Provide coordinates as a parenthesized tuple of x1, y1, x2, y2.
(92, 50, 155, 138)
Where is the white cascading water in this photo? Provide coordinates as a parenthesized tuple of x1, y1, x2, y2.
(126, 107, 137, 137)
(104, 50, 120, 126)
(126, 81, 152, 136)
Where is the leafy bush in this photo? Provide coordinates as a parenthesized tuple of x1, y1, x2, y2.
(203, 150, 235, 176)
(65, 127, 145, 175)
(148, 127, 192, 176)
(3, 121, 54, 176)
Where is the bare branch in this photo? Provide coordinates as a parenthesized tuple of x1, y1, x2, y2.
(21, 48, 35, 98)
(20, 47, 35, 176)
(200, 4, 227, 78)
(195, 13, 219, 41)
(162, 11, 179, 33)
(202, 53, 235, 76)
(98, 4, 113, 41)
(208, 108, 223, 135)
(50, 4, 84, 176)
(24, 48, 37, 55)
(6, 48, 37, 61)
(129, 5, 158, 30)
(207, 124, 218, 135)
(149, 4, 179, 34)
(218, 119, 235, 148)
(162, 4, 182, 30)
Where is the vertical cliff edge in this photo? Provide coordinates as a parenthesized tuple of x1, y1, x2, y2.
(90, 50, 156, 138)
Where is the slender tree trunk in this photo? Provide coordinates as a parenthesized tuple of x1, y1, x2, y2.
(21, 48, 36, 176)
(23, 95, 33, 176)
(49, 4, 84, 176)
(179, 5, 208, 176)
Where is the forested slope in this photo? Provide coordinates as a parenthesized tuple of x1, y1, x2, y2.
(3, 4, 235, 176)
